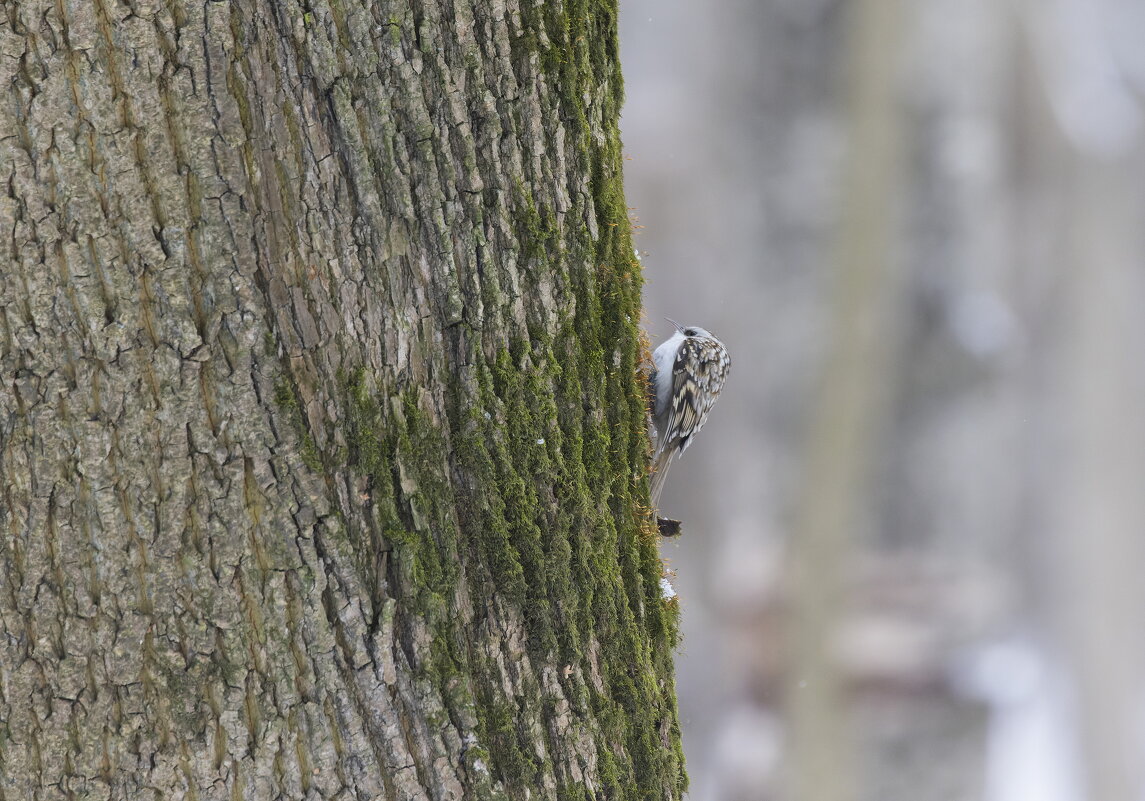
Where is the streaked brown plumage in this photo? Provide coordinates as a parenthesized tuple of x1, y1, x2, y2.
(649, 320, 730, 507)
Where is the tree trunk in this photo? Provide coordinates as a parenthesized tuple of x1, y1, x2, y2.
(0, 1, 682, 799)
(785, 0, 905, 798)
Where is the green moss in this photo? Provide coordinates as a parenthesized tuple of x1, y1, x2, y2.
(556, 783, 592, 801)
(273, 378, 324, 471)
(510, 2, 684, 796)
(477, 697, 539, 785)
(515, 188, 561, 265)
(340, 369, 460, 604)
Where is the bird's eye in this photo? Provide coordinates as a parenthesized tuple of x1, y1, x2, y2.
(684, 328, 696, 336)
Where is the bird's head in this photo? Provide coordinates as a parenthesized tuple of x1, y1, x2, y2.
(666, 318, 711, 338)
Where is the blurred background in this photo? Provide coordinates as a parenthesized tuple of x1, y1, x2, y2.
(619, 1, 1145, 800)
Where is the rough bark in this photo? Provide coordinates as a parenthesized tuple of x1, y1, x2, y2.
(0, 1, 682, 799)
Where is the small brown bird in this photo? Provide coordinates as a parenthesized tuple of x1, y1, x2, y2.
(649, 319, 730, 507)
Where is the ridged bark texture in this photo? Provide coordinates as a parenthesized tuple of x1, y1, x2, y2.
(0, 1, 682, 799)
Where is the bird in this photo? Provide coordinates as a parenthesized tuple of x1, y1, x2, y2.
(648, 319, 730, 508)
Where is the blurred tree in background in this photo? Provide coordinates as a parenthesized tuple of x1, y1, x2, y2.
(622, 1, 1145, 800)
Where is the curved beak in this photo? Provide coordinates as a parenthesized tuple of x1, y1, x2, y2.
(665, 317, 684, 332)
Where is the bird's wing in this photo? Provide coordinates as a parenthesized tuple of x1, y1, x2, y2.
(663, 337, 730, 455)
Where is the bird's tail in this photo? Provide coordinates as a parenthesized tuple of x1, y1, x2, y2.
(649, 447, 675, 509)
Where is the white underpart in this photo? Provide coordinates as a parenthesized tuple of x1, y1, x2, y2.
(652, 330, 685, 422)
